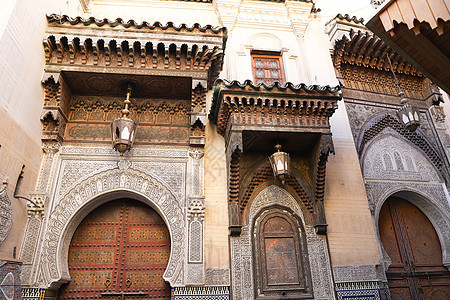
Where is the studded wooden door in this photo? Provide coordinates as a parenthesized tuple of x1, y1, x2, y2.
(379, 197, 450, 300)
(59, 199, 171, 300)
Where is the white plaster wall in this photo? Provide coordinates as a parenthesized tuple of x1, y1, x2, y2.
(0, 0, 83, 258)
(204, 89, 229, 270)
(325, 100, 381, 265)
(221, 1, 338, 86)
(224, 27, 305, 82)
(88, 0, 220, 26)
(0, 0, 17, 41)
(302, 15, 340, 85)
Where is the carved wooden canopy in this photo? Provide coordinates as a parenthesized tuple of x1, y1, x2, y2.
(209, 79, 342, 235)
(209, 79, 342, 140)
(41, 15, 226, 147)
(366, 0, 450, 94)
(44, 14, 226, 88)
(333, 28, 422, 76)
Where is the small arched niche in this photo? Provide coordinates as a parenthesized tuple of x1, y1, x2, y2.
(253, 207, 313, 299)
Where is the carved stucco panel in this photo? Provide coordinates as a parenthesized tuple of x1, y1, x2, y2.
(304, 225, 335, 299)
(56, 160, 117, 197)
(205, 268, 230, 286)
(345, 103, 442, 159)
(19, 216, 43, 285)
(132, 161, 186, 205)
(59, 146, 189, 158)
(333, 264, 384, 283)
(184, 148, 206, 284)
(345, 102, 387, 142)
(363, 132, 441, 182)
(37, 142, 61, 194)
(231, 185, 335, 300)
(39, 168, 186, 288)
(0, 185, 12, 246)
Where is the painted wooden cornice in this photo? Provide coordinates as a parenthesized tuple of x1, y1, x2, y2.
(334, 13, 364, 25)
(44, 15, 227, 88)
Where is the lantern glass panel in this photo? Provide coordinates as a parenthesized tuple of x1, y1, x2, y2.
(269, 151, 290, 180)
(111, 117, 137, 153)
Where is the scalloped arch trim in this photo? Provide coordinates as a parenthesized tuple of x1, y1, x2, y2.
(40, 168, 184, 288)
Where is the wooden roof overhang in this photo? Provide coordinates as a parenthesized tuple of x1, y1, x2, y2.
(209, 79, 342, 146)
(366, 0, 450, 94)
(333, 28, 422, 76)
(44, 14, 226, 90)
(41, 14, 226, 146)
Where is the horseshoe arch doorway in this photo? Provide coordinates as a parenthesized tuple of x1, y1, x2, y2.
(59, 199, 172, 299)
(379, 196, 450, 299)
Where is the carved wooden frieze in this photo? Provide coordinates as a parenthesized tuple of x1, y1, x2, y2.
(190, 83, 207, 146)
(65, 97, 190, 144)
(333, 29, 422, 76)
(41, 14, 223, 147)
(209, 79, 342, 138)
(331, 27, 428, 100)
(41, 74, 69, 143)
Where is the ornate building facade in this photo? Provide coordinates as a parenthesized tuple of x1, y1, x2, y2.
(0, 1, 448, 300)
(327, 14, 450, 298)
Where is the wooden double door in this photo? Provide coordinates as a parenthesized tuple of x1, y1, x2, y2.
(59, 199, 171, 299)
(379, 197, 450, 299)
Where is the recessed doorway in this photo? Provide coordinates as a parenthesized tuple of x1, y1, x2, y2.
(379, 196, 450, 299)
(59, 199, 171, 299)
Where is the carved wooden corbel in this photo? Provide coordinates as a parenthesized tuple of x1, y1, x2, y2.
(27, 193, 46, 217)
(313, 134, 335, 234)
(190, 82, 207, 146)
(41, 73, 68, 143)
(228, 147, 241, 237)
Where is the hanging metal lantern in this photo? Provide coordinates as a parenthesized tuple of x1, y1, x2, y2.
(112, 85, 137, 154)
(397, 102, 420, 132)
(268, 144, 290, 184)
(386, 55, 420, 132)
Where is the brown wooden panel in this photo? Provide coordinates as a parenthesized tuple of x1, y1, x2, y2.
(398, 199, 443, 265)
(379, 202, 403, 265)
(379, 197, 450, 299)
(59, 200, 171, 299)
(259, 213, 305, 291)
(265, 237, 299, 285)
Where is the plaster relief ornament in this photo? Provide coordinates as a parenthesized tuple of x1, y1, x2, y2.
(0, 179, 12, 246)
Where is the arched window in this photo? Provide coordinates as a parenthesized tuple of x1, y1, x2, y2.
(253, 209, 312, 299)
(251, 51, 285, 84)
